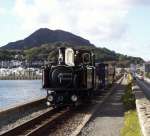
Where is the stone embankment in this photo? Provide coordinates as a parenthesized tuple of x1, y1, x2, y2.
(0, 75, 41, 80)
(0, 97, 48, 134)
(132, 85, 150, 136)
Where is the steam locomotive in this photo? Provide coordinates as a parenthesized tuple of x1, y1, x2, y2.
(42, 47, 115, 107)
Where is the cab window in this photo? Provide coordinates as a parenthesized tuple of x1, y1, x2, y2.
(82, 53, 91, 64)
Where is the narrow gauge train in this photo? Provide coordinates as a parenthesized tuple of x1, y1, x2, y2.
(42, 47, 115, 107)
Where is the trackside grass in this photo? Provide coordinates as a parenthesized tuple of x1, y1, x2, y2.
(121, 74, 142, 136)
(121, 110, 142, 136)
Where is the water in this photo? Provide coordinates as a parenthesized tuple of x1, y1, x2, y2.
(0, 80, 47, 109)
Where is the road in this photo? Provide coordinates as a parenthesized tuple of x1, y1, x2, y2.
(136, 78, 150, 99)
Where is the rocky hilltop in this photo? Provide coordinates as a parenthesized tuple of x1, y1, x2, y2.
(2, 28, 93, 50)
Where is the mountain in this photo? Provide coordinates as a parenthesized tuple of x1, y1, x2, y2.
(2, 28, 93, 50)
(0, 28, 144, 65)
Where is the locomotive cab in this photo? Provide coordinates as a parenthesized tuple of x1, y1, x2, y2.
(43, 47, 95, 107)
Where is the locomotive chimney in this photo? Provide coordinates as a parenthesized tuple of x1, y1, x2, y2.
(91, 51, 95, 66)
(58, 47, 66, 65)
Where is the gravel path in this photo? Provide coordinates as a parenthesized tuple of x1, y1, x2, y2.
(79, 78, 127, 136)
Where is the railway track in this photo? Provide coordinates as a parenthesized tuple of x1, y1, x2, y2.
(1, 77, 124, 136)
(1, 107, 69, 136)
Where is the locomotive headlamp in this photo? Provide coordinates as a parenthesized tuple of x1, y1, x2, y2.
(48, 90, 51, 94)
(47, 95, 53, 102)
(71, 95, 78, 102)
(47, 90, 54, 94)
(46, 101, 51, 106)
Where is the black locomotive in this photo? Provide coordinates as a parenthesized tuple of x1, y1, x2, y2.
(42, 47, 115, 107)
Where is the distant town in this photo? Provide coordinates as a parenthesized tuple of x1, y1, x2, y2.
(0, 58, 44, 80)
(0, 57, 150, 80)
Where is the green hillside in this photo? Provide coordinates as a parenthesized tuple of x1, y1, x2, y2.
(0, 42, 143, 67)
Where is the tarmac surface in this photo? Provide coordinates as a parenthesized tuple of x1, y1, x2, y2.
(79, 78, 127, 136)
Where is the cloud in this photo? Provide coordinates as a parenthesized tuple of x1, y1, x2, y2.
(12, 0, 150, 60)
(120, 42, 150, 61)
(104, 34, 150, 61)
(0, 8, 6, 15)
(133, 0, 150, 6)
(13, 0, 132, 43)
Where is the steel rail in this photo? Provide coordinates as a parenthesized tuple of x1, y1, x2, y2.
(1, 107, 69, 136)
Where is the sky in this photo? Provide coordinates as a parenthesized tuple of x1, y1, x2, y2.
(0, 0, 150, 61)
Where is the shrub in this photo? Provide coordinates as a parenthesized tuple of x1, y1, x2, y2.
(145, 72, 150, 78)
(122, 82, 136, 110)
